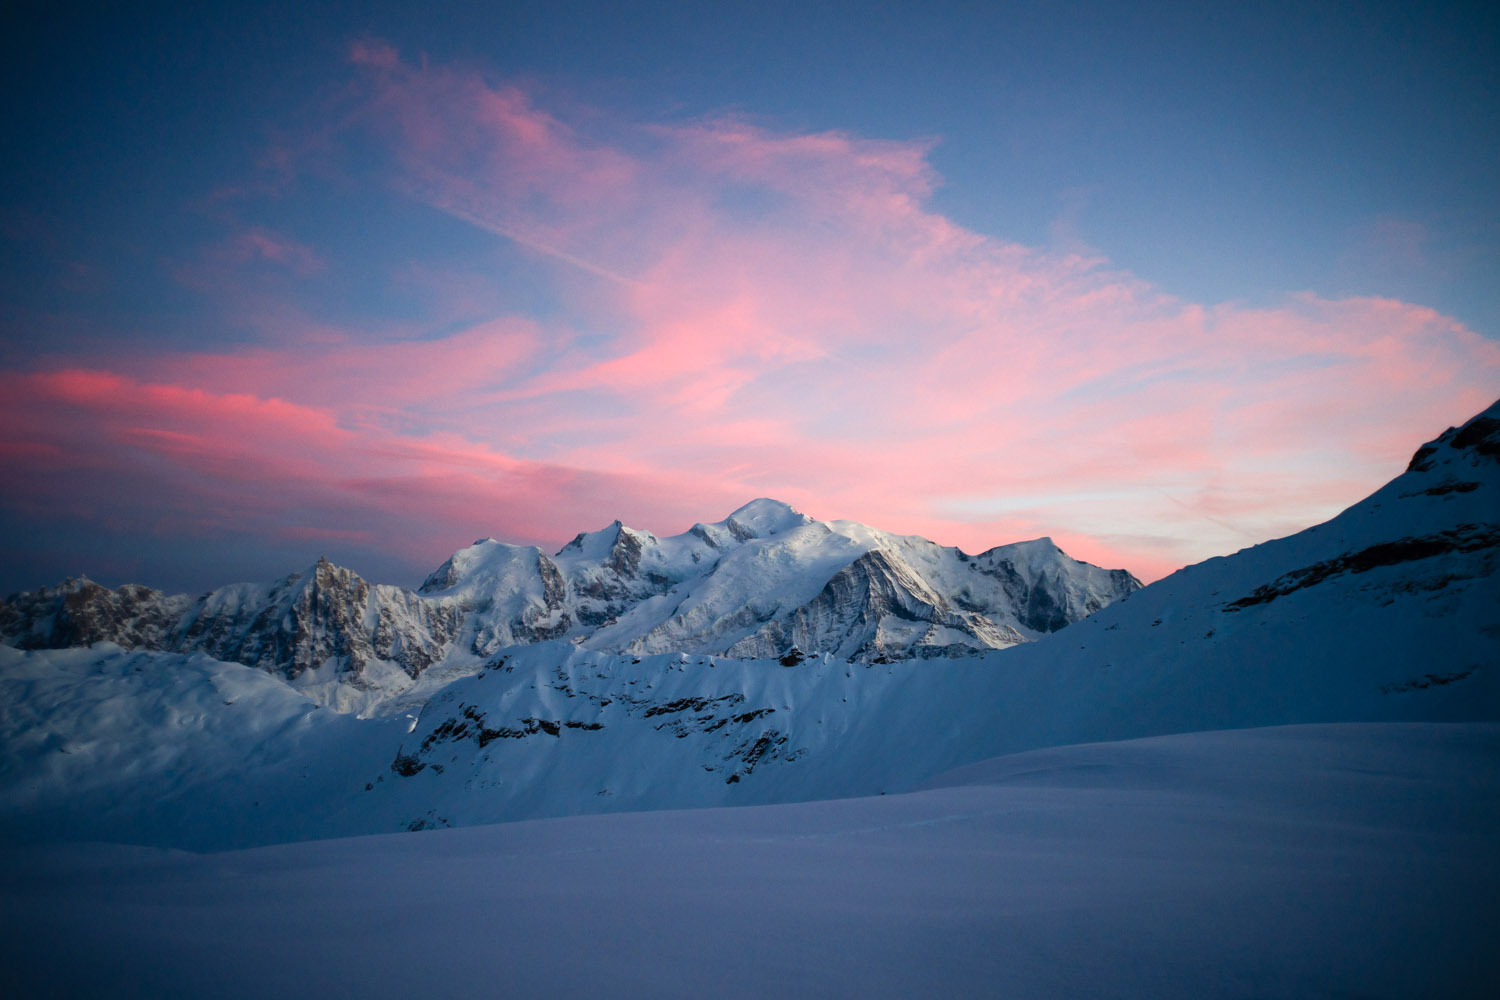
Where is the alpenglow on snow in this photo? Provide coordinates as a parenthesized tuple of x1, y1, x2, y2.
(0, 499, 1139, 712)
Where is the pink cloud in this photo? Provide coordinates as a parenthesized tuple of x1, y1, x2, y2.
(232, 228, 325, 274)
(348, 38, 401, 70)
(0, 368, 747, 572)
(6, 44, 1499, 589)
(150, 316, 544, 418)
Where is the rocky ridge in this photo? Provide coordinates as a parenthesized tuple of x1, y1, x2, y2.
(0, 502, 1140, 712)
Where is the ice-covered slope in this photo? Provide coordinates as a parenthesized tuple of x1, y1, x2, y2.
(4, 723, 1496, 1000)
(0, 501, 1138, 714)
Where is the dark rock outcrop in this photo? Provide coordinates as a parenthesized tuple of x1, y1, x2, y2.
(2, 558, 462, 687)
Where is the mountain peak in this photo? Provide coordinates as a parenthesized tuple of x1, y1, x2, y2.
(557, 520, 629, 559)
(724, 498, 809, 539)
(1405, 398, 1500, 473)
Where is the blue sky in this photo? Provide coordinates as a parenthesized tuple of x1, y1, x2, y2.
(8, 1, 1496, 335)
(2, 1, 1497, 593)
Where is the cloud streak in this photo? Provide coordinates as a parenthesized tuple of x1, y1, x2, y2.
(4, 41, 1498, 588)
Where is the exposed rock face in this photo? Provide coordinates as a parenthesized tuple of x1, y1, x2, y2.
(178, 558, 463, 683)
(724, 549, 1025, 661)
(1216, 400, 1500, 615)
(2, 500, 1140, 704)
(1407, 412, 1500, 471)
(1222, 526, 1500, 611)
(0, 559, 462, 694)
(0, 579, 192, 651)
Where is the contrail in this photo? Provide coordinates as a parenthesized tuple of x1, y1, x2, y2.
(1150, 487, 1263, 542)
(427, 197, 644, 289)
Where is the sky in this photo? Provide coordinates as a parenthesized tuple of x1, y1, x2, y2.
(2, 0, 1498, 594)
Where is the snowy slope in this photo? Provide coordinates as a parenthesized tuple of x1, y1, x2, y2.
(3, 723, 1496, 999)
(0, 644, 403, 848)
(0, 501, 1138, 715)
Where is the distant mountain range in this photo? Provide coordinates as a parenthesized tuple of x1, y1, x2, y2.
(1, 401, 1496, 849)
(0, 500, 1138, 714)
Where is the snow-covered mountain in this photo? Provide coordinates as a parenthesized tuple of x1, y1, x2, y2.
(0, 501, 1138, 713)
(2, 401, 1495, 850)
(0, 559, 465, 713)
(418, 498, 1137, 661)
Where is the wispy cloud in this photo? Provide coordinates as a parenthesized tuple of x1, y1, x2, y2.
(230, 228, 326, 275)
(4, 41, 1497, 586)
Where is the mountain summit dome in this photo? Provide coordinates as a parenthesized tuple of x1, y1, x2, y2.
(722, 498, 811, 538)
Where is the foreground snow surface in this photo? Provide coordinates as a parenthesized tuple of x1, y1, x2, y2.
(3, 723, 1495, 999)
